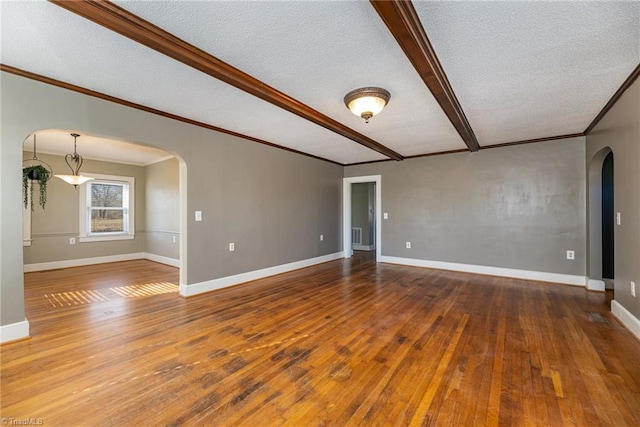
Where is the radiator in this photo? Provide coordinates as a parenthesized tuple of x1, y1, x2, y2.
(352, 227, 363, 245)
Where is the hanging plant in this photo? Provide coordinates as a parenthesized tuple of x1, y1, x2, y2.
(23, 165, 50, 210)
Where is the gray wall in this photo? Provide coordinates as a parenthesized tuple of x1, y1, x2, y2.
(23, 152, 146, 264)
(586, 77, 640, 320)
(345, 137, 587, 276)
(145, 158, 180, 260)
(1, 72, 343, 327)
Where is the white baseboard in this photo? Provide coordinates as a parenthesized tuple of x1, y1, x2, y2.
(144, 252, 180, 268)
(611, 300, 640, 341)
(24, 253, 145, 272)
(587, 279, 606, 292)
(181, 252, 344, 297)
(353, 244, 375, 251)
(0, 319, 30, 344)
(380, 256, 586, 287)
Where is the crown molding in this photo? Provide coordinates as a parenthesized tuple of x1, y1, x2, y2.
(49, 0, 403, 161)
(584, 63, 640, 135)
(1, 64, 343, 166)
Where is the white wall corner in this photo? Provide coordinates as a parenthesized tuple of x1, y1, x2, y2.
(181, 252, 344, 297)
(611, 300, 640, 341)
(587, 278, 606, 292)
(0, 319, 30, 344)
(144, 253, 180, 268)
(380, 256, 587, 287)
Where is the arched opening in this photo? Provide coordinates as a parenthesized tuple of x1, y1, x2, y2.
(587, 147, 614, 292)
(20, 129, 188, 318)
(601, 151, 614, 287)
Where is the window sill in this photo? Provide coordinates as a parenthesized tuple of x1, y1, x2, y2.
(79, 234, 135, 243)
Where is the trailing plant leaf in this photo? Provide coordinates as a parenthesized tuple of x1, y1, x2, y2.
(23, 165, 50, 210)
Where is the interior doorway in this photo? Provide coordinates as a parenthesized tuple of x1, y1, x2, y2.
(351, 182, 376, 252)
(601, 151, 615, 288)
(588, 147, 614, 291)
(21, 129, 187, 288)
(343, 175, 382, 262)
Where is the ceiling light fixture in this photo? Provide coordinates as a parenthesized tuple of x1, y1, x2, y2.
(55, 133, 94, 188)
(344, 87, 391, 123)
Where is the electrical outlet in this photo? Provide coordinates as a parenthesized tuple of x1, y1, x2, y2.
(172, 235, 177, 243)
(69, 237, 76, 245)
(195, 211, 202, 221)
(383, 213, 389, 219)
(616, 212, 621, 226)
(320, 234, 324, 241)
(631, 281, 636, 297)
(229, 243, 235, 252)
(406, 242, 411, 249)
(566, 250, 575, 260)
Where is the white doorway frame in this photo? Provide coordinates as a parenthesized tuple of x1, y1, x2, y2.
(343, 175, 382, 262)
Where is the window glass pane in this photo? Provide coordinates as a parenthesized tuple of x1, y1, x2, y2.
(91, 209, 124, 233)
(91, 184, 123, 208)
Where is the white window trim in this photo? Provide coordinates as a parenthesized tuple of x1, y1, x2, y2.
(79, 173, 135, 243)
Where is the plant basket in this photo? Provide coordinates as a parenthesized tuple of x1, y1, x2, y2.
(23, 164, 51, 210)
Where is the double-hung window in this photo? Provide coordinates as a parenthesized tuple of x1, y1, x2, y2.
(79, 173, 135, 242)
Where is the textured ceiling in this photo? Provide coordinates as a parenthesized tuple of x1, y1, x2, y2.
(1, 1, 639, 164)
(415, 1, 640, 146)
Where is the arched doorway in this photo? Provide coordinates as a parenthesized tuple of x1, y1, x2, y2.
(21, 128, 188, 294)
(587, 147, 614, 291)
(601, 152, 614, 287)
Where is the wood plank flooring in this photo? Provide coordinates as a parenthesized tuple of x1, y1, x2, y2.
(2, 253, 640, 426)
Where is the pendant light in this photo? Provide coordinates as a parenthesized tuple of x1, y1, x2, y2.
(55, 133, 94, 188)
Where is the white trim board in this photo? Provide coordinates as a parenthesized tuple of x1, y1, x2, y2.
(23, 252, 180, 272)
(353, 244, 375, 251)
(144, 253, 180, 268)
(587, 279, 606, 292)
(0, 319, 30, 344)
(181, 252, 343, 297)
(24, 253, 145, 272)
(611, 300, 640, 341)
(381, 256, 587, 287)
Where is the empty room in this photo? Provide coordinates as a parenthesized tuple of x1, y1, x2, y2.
(1, 1, 639, 425)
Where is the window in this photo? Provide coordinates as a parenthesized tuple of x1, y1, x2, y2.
(79, 173, 135, 242)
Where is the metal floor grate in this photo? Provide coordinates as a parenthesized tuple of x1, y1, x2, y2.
(588, 312, 610, 324)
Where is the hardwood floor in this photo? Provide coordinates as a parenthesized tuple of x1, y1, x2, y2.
(2, 253, 640, 426)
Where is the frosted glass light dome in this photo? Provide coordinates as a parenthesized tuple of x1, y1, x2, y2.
(344, 87, 391, 123)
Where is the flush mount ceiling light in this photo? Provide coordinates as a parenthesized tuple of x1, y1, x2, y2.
(55, 133, 94, 188)
(344, 87, 391, 123)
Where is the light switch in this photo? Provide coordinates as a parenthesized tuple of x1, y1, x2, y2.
(616, 212, 621, 226)
(320, 234, 324, 241)
(383, 213, 388, 219)
(195, 211, 202, 221)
